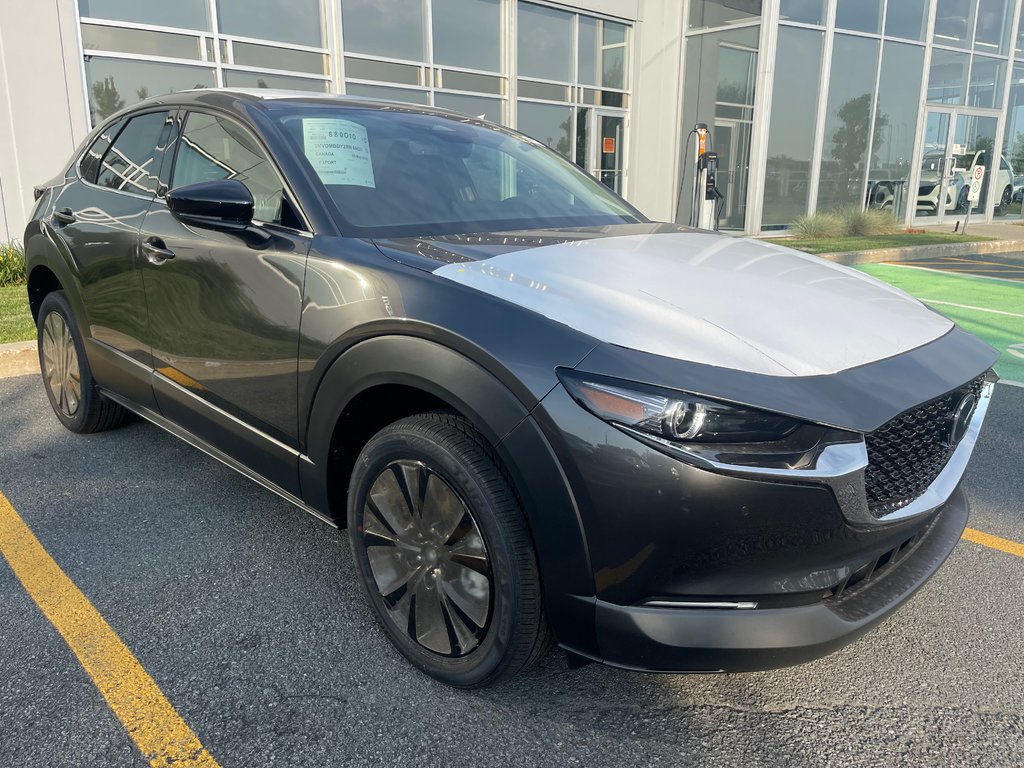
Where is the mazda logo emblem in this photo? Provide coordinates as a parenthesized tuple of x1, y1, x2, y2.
(948, 392, 978, 447)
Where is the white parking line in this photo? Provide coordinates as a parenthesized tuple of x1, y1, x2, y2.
(885, 263, 1023, 284)
(920, 299, 1024, 318)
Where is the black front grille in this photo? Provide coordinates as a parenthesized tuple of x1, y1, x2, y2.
(864, 376, 985, 517)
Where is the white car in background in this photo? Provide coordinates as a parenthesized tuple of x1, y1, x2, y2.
(917, 150, 1014, 215)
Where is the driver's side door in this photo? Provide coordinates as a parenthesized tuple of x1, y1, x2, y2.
(138, 110, 312, 494)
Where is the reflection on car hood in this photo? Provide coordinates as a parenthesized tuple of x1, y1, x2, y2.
(387, 230, 955, 377)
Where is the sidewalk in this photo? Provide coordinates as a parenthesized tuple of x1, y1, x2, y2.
(819, 221, 1024, 266)
(0, 340, 37, 378)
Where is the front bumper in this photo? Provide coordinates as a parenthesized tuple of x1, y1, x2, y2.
(586, 486, 968, 672)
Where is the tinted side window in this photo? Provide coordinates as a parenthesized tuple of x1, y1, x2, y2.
(172, 112, 285, 224)
(96, 111, 172, 195)
(80, 118, 125, 184)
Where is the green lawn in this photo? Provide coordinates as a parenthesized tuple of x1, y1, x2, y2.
(0, 285, 33, 344)
(857, 263, 1024, 384)
(772, 233, 992, 255)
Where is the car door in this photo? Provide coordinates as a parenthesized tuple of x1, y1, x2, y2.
(138, 109, 312, 495)
(48, 110, 175, 408)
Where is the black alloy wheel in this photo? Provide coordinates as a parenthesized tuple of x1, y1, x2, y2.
(37, 291, 126, 433)
(348, 412, 551, 687)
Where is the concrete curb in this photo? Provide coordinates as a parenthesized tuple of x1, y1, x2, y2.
(0, 339, 37, 379)
(816, 237, 1024, 266)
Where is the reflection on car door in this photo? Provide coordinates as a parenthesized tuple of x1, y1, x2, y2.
(49, 111, 175, 408)
(138, 110, 312, 494)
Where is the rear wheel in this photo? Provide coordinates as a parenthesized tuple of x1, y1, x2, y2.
(998, 184, 1012, 214)
(348, 412, 551, 687)
(37, 291, 126, 433)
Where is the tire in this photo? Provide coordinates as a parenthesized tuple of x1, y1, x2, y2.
(348, 412, 552, 687)
(37, 291, 127, 434)
(998, 185, 1012, 214)
(955, 186, 970, 213)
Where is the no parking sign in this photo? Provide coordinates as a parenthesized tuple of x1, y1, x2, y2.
(967, 164, 986, 203)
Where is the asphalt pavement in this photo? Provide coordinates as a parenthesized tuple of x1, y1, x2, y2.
(0, 373, 1022, 768)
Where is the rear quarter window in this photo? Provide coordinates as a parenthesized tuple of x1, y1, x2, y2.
(79, 118, 126, 184)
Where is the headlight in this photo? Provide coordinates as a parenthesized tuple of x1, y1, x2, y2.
(559, 371, 862, 474)
(560, 375, 800, 443)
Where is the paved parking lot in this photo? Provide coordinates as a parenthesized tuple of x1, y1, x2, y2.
(1, 369, 1023, 767)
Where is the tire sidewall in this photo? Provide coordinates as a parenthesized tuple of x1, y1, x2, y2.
(37, 291, 93, 433)
(348, 425, 524, 687)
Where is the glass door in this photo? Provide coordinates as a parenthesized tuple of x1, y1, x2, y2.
(914, 109, 1000, 227)
(582, 109, 625, 195)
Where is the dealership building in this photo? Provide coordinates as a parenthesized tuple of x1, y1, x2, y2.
(2, 0, 1024, 241)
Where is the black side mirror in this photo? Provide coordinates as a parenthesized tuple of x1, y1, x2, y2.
(166, 179, 254, 233)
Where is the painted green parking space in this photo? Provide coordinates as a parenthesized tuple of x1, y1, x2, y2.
(857, 263, 1024, 385)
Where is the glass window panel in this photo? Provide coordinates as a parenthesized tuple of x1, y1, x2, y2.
(884, 0, 928, 40)
(96, 111, 170, 194)
(84, 58, 215, 123)
(578, 17, 599, 86)
(927, 49, 970, 104)
(688, 0, 762, 30)
(222, 70, 329, 91)
(77, 0, 209, 30)
(345, 82, 431, 104)
(835, 0, 881, 34)
(517, 80, 570, 101)
(604, 22, 627, 46)
(1017, 6, 1024, 55)
(80, 118, 126, 183)
(431, 0, 501, 72)
(517, 3, 572, 82)
(779, 0, 824, 25)
(816, 34, 880, 212)
(516, 101, 573, 157)
(441, 70, 502, 94)
(434, 92, 503, 123)
(172, 112, 285, 223)
(934, 0, 977, 49)
(762, 26, 823, 228)
(217, 0, 323, 47)
(975, 0, 1012, 55)
(345, 57, 422, 86)
(677, 26, 759, 229)
(602, 47, 626, 90)
(1001, 65, 1024, 218)
(232, 42, 327, 75)
(868, 42, 925, 220)
(81, 24, 203, 60)
(341, 0, 425, 60)
(968, 56, 1006, 108)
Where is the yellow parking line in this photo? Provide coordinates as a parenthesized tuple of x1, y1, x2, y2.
(0, 492, 220, 768)
(962, 527, 1024, 559)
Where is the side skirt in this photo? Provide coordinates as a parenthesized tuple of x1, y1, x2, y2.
(101, 388, 337, 529)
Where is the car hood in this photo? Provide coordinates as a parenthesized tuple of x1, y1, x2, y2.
(375, 229, 953, 377)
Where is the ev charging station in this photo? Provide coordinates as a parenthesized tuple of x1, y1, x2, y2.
(688, 123, 723, 231)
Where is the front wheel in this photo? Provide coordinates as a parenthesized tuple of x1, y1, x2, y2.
(348, 412, 551, 687)
(37, 291, 126, 433)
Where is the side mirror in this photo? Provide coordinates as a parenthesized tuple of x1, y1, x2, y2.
(166, 179, 254, 233)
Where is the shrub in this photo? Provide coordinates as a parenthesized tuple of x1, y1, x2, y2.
(835, 206, 900, 237)
(0, 241, 26, 287)
(790, 211, 843, 239)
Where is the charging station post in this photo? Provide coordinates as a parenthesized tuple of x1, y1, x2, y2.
(690, 123, 721, 231)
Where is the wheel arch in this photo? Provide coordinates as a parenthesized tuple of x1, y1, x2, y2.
(301, 335, 598, 653)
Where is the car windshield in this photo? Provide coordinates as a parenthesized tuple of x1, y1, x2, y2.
(272, 105, 644, 237)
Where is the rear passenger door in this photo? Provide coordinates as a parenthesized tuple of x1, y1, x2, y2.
(49, 110, 175, 409)
(138, 110, 312, 495)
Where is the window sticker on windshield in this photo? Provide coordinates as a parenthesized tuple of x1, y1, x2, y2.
(302, 118, 375, 188)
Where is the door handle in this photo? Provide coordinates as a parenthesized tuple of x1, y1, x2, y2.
(142, 237, 175, 263)
(51, 207, 76, 226)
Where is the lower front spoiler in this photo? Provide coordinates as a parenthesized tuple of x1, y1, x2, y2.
(585, 487, 969, 674)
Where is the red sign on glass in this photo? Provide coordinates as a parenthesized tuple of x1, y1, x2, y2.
(603, 137, 616, 154)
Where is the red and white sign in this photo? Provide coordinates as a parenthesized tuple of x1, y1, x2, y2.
(968, 164, 986, 203)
